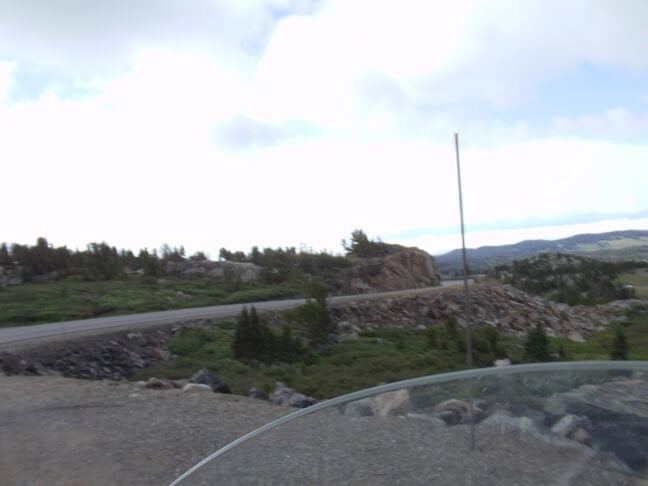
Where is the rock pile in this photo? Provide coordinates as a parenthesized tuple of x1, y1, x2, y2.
(0, 265, 23, 287)
(341, 375, 648, 476)
(0, 327, 176, 380)
(188, 367, 231, 394)
(330, 281, 647, 340)
(268, 382, 316, 408)
(164, 260, 261, 282)
(138, 368, 233, 395)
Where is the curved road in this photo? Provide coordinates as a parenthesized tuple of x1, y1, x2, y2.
(0, 280, 468, 347)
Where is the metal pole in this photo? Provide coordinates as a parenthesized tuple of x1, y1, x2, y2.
(454, 133, 475, 450)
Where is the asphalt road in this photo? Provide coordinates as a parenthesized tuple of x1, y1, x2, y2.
(0, 280, 468, 347)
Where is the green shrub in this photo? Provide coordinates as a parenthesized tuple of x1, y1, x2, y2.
(170, 327, 214, 356)
(426, 326, 438, 348)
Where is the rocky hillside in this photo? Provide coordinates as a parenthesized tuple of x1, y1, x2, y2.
(328, 281, 645, 342)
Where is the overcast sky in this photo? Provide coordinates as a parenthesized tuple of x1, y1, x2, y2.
(1, 0, 647, 256)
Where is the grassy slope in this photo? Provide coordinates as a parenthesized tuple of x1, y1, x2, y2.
(617, 268, 648, 299)
(132, 311, 648, 400)
(0, 275, 303, 328)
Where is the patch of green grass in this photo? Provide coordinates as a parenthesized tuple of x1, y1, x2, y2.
(218, 284, 303, 305)
(547, 312, 648, 361)
(134, 323, 492, 399)
(0, 275, 305, 328)
(617, 269, 648, 299)
(134, 312, 648, 400)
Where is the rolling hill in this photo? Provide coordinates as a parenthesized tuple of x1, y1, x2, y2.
(435, 230, 648, 275)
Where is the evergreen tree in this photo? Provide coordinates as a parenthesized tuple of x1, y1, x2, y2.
(278, 325, 296, 360)
(248, 306, 263, 357)
(233, 306, 278, 362)
(0, 243, 11, 266)
(233, 306, 251, 359)
(484, 324, 498, 352)
(523, 323, 550, 362)
(341, 229, 383, 258)
(296, 280, 335, 346)
(610, 325, 629, 360)
(558, 343, 567, 360)
(426, 326, 438, 348)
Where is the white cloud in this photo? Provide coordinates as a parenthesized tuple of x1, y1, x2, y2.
(1, 1, 648, 256)
(552, 106, 648, 138)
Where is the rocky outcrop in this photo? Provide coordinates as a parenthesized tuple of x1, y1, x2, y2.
(165, 260, 261, 283)
(335, 247, 441, 294)
(329, 281, 646, 339)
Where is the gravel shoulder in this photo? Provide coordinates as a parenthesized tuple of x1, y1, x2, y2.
(0, 375, 290, 485)
(2, 375, 645, 486)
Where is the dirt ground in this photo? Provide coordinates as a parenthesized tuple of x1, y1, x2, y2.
(1, 375, 645, 486)
(0, 375, 289, 485)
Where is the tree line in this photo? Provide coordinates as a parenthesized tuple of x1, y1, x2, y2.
(0, 235, 362, 283)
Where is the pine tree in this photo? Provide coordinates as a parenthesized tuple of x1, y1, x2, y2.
(610, 325, 629, 360)
(0, 243, 10, 266)
(558, 343, 567, 360)
(296, 280, 335, 346)
(233, 306, 253, 359)
(523, 323, 550, 362)
(233, 306, 280, 362)
(484, 324, 498, 352)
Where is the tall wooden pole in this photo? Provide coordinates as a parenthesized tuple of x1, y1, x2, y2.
(454, 133, 475, 449)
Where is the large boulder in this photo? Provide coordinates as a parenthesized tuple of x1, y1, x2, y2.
(344, 398, 374, 417)
(339, 246, 441, 294)
(371, 389, 413, 417)
(144, 377, 174, 390)
(189, 368, 231, 394)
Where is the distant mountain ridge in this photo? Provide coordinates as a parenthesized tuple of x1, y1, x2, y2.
(435, 230, 648, 275)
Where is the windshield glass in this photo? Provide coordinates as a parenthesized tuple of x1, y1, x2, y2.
(172, 361, 648, 485)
